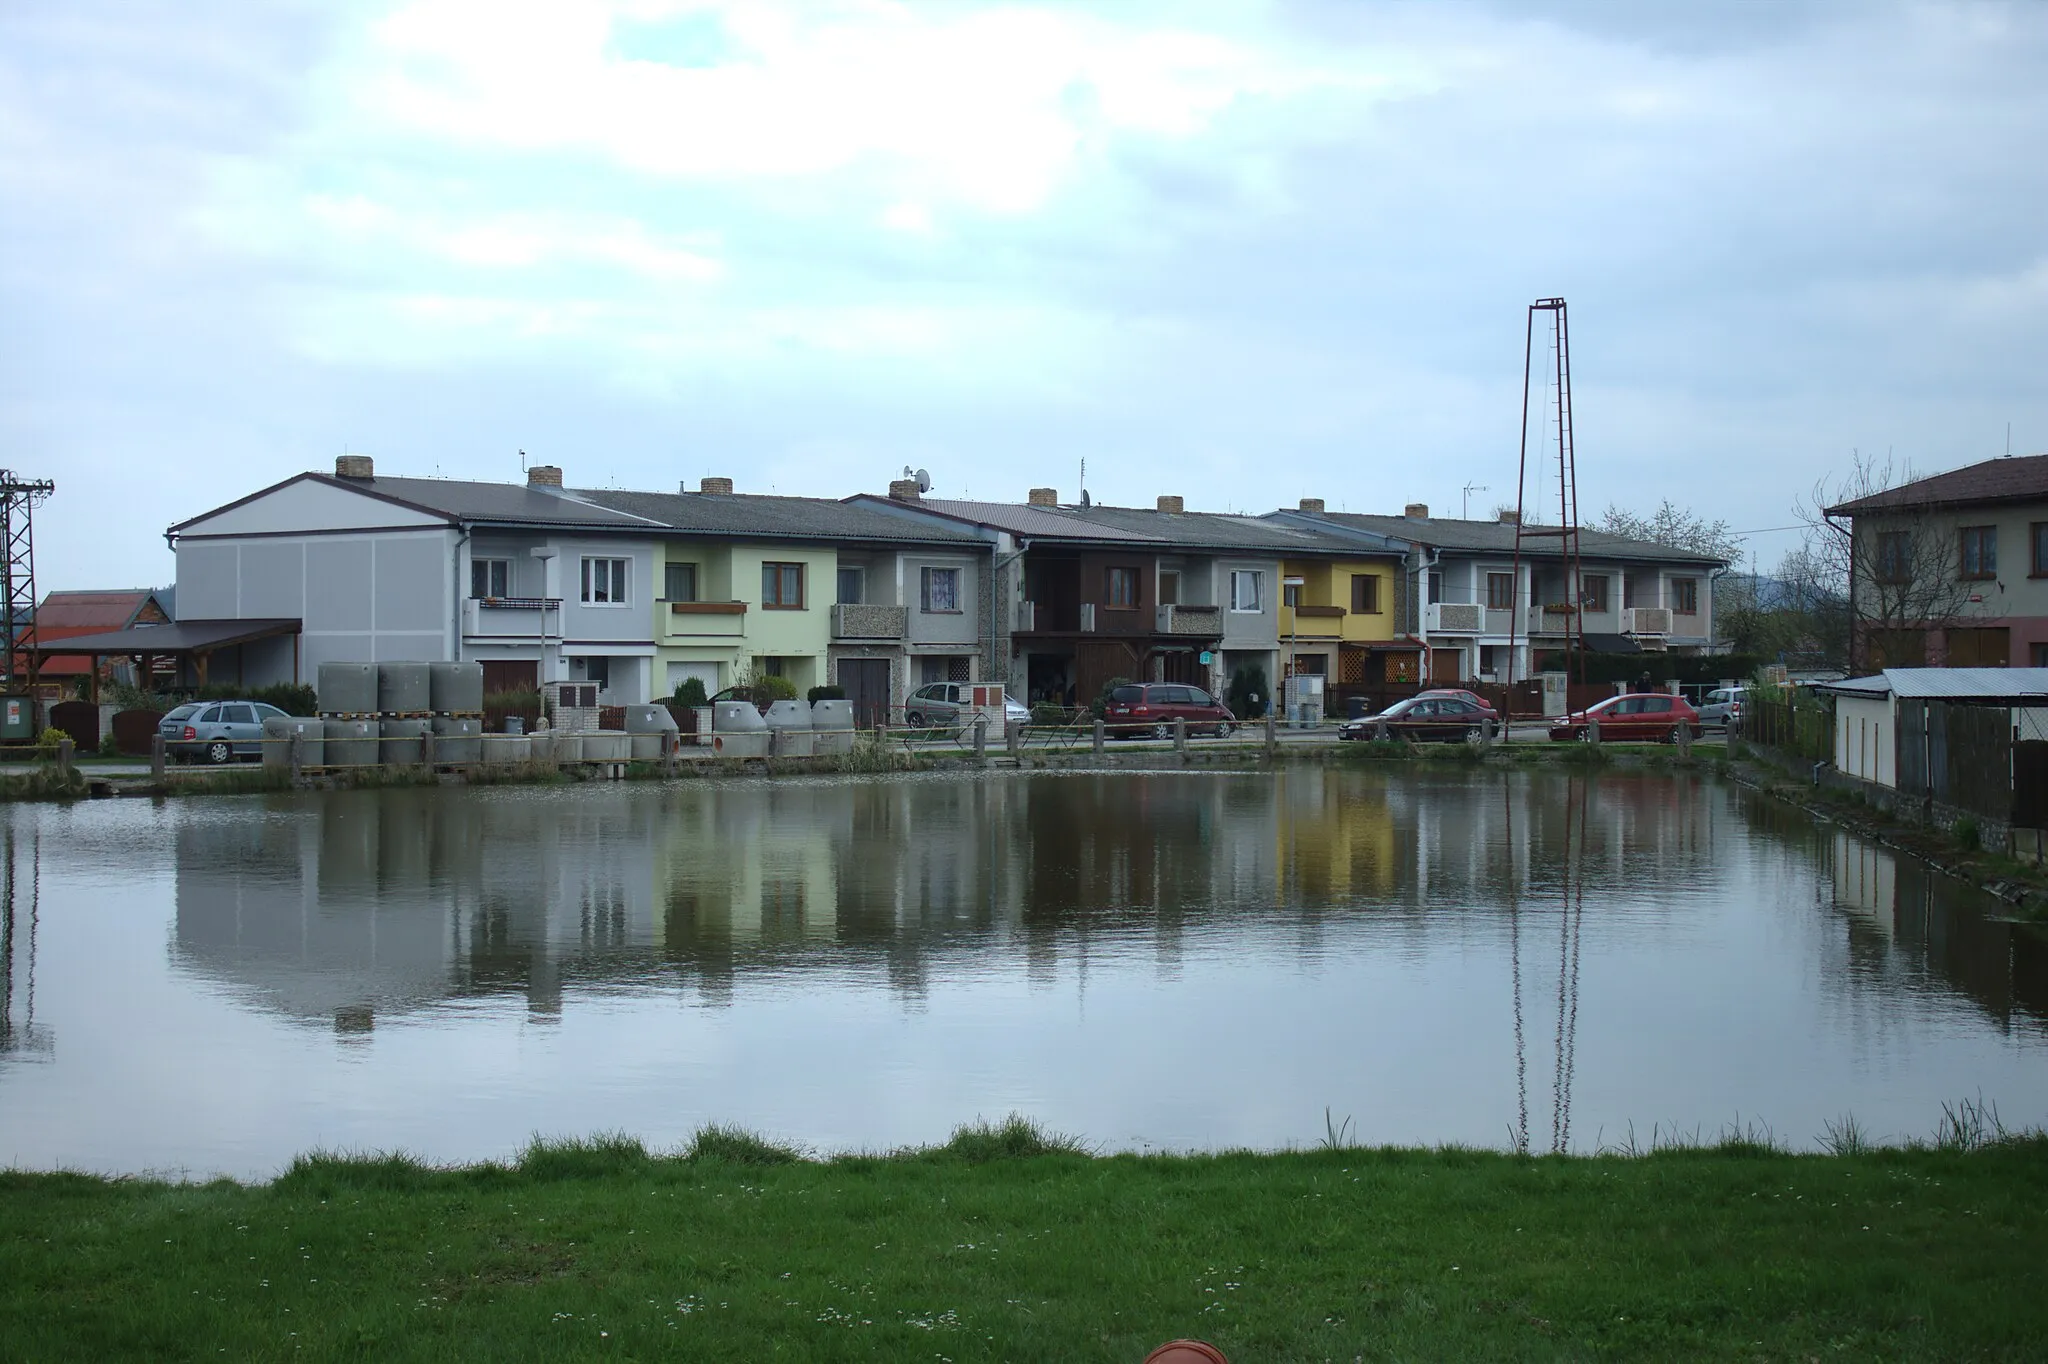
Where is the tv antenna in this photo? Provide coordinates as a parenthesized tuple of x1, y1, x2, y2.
(1462, 483, 1489, 519)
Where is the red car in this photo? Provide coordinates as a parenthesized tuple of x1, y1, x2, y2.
(1549, 691, 1701, 742)
(1103, 683, 1236, 738)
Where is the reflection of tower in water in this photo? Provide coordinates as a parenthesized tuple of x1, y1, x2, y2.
(1506, 777, 1587, 1154)
(1, 824, 50, 1058)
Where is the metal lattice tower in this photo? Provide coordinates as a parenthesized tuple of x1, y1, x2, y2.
(1507, 299, 1584, 690)
(0, 471, 56, 691)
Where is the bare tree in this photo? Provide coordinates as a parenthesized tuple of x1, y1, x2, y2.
(1595, 501, 1741, 562)
(1794, 452, 1974, 671)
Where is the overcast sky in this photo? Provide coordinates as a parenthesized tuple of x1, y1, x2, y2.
(4, 0, 2045, 591)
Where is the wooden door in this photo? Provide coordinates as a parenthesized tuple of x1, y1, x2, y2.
(839, 658, 892, 730)
(481, 660, 539, 695)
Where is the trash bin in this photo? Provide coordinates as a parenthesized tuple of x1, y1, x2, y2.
(1346, 695, 1368, 720)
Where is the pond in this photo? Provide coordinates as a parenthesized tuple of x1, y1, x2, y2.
(3, 770, 2045, 1177)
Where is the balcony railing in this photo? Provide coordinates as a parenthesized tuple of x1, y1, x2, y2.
(662, 600, 747, 639)
(1156, 603, 1222, 636)
(463, 596, 560, 637)
(1623, 606, 1673, 636)
(832, 603, 907, 640)
(1526, 604, 1577, 635)
(1015, 600, 1036, 632)
(1426, 602, 1482, 634)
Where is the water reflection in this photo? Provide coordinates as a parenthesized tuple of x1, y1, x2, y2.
(0, 826, 51, 1060)
(4, 770, 2046, 1174)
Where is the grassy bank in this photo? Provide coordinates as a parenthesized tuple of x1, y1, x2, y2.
(6, 1120, 2046, 1361)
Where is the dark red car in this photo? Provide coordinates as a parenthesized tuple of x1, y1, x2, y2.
(1416, 688, 1500, 722)
(1103, 683, 1236, 738)
(1549, 691, 1700, 742)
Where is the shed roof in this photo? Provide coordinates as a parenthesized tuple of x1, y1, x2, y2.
(1825, 453, 2048, 516)
(32, 618, 300, 657)
(1816, 667, 2048, 701)
(33, 589, 168, 633)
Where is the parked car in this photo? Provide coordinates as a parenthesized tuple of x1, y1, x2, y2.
(1414, 688, 1500, 723)
(903, 683, 1032, 731)
(161, 700, 291, 764)
(1548, 692, 1700, 743)
(1694, 687, 1744, 731)
(1101, 683, 1236, 738)
(1340, 693, 1494, 742)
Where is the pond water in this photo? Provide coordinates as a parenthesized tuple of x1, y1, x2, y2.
(3, 770, 2045, 1177)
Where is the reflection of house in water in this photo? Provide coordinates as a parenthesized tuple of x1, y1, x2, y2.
(1828, 832, 2048, 1030)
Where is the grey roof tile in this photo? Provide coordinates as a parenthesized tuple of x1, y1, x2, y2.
(1826, 454, 2048, 516)
(1306, 512, 1724, 565)
(578, 488, 986, 544)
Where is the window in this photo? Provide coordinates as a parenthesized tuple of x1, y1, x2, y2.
(762, 562, 804, 608)
(2033, 524, 2048, 577)
(1230, 570, 1262, 612)
(2033, 643, 2048, 668)
(1351, 574, 1380, 614)
(663, 562, 698, 602)
(470, 558, 510, 598)
(1581, 575, 1610, 613)
(1486, 573, 1514, 610)
(1875, 530, 1911, 585)
(921, 566, 961, 613)
(1960, 525, 1997, 579)
(1106, 566, 1139, 608)
(1427, 570, 1442, 605)
(1622, 573, 1637, 609)
(1158, 570, 1180, 606)
(1672, 577, 1699, 615)
(837, 567, 864, 605)
(581, 557, 629, 605)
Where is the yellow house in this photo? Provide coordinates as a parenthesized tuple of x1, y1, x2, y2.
(1278, 556, 1404, 685)
(652, 539, 835, 697)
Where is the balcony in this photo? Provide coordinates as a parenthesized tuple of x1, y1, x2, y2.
(1015, 600, 1036, 632)
(463, 596, 560, 638)
(1156, 603, 1222, 636)
(832, 603, 906, 641)
(1286, 604, 1345, 637)
(662, 600, 747, 639)
(1526, 604, 1577, 635)
(1623, 606, 1672, 636)
(1426, 602, 1483, 634)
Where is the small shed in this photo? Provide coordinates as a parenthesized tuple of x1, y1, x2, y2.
(1816, 667, 2048, 813)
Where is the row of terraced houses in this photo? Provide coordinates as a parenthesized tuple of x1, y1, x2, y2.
(77, 457, 1727, 716)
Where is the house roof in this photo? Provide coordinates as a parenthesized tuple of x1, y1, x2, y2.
(903, 499, 1166, 543)
(1816, 667, 2048, 701)
(1058, 504, 1404, 555)
(577, 489, 987, 545)
(1825, 453, 2048, 516)
(1285, 511, 1725, 565)
(168, 471, 660, 535)
(31, 589, 169, 634)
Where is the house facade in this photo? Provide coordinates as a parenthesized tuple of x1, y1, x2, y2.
(1268, 501, 1724, 684)
(1825, 453, 2048, 669)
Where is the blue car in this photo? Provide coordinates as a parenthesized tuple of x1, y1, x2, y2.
(160, 700, 290, 764)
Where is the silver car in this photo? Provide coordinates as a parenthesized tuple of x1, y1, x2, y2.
(1695, 687, 1744, 731)
(903, 683, 1031, 732)
(161, 700, 290, 764)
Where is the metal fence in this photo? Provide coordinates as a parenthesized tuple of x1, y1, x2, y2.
(1746, 694, 1834, 762)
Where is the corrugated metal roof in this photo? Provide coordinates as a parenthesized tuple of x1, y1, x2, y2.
(1820, 667, 2048, 700)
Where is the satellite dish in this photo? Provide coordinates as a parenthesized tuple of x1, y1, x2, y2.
(914, 468, 932, 493)
(1080, 489, 1092, 508)
(902, 465, 915, 479)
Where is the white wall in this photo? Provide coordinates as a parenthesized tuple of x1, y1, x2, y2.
(1834, 694, 1895, 788)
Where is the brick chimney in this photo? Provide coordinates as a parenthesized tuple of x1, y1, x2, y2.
(1027, 488, 1058, 507)
(1498, 509, 1520, 526)
(1299, 497, 1325, 515)
(334, 454, 374, 480)
(1404, 502, 1429, 520)
(526, 465, 563, 488)
(699, 476, 733, 495)
(889, 478, 923, 502)
(1156, 494, 1184, 514)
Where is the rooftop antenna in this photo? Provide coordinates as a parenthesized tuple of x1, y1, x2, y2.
(520, 449, 528, 472)
(1462, 482, 1489, 519)
(1078, 455, 1086, 504)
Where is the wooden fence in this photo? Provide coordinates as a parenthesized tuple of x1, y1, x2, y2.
(1747, 694, 1834, 762)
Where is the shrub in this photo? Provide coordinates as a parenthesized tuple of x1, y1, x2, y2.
(196, 682, 318, 715)
(97, 731, 119, 758)
(1090, 676, 1134, 720)
(672, 677, 709, 709)
(1952, 816, 1982, 851)
(1031, 701, 1072, 728)
(1228, 663, 1270, 720)
(483, 688, 543, 733)
(806, 684, 846, 705)
(747, 674, 799, 709)
(34, 727, 65, 757)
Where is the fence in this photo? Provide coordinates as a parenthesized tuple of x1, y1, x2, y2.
(1895, 698, 2027, 828)
(1746, 694, 1834, 762)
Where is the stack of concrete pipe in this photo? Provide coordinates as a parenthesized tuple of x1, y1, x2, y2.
(810, 698, 855, 755)
(313, 660, 487, 768)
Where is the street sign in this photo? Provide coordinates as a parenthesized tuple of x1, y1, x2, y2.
(1198, 651, 1213, 665)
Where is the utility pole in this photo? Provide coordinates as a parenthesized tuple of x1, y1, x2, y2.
(0, 471, 56, 695)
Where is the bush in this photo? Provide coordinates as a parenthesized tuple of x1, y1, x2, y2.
(1228, 664, 1270, 720)
(483, 688, 542, 733)
(196, 682, 318, 716)
(806, 684, 846, 705)
(1953, 816, 1982, 851)
(1090, 676, 1134, 720)
(672, 677, 709, 709)
(747, 674, 800, 709)
(34, 727, 65, 757)
(1031, 701, 1072, 728)
(97, 731, 119, 758)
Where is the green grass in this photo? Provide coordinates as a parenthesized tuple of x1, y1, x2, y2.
(6, 1122, 2048, 1361)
